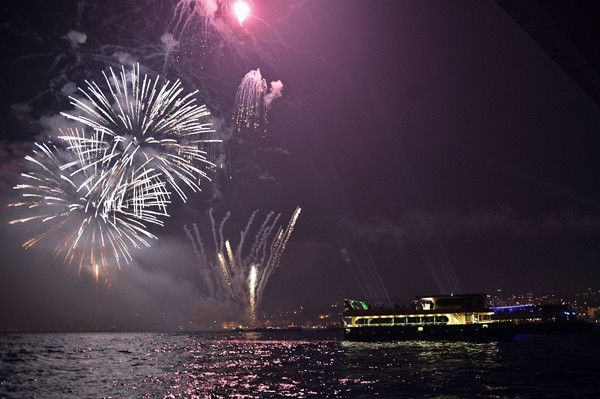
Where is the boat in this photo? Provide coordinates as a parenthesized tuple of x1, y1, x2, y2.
(342, 294, 518, 342)
(491, 303, 596, 335)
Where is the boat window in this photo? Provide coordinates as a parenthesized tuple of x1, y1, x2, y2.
(407, 317, 420, 324)
(436, 316, 449, 323)
(423, 317, 435, 323)
(394, 317, 407, 324)
(356, 318, 367, 325)
(379, 317, 393, 324)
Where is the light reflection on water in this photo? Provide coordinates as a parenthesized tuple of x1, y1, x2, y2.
(1, 331, 599, 398)
(155, 337, 344, 398)
(341, 340, 505, 398)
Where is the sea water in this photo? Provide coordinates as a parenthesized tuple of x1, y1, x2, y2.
(1, 329, 599, 398)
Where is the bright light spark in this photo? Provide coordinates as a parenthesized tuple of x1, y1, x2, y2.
(248, 265, 257, 324)
(233, 1, 250, 26)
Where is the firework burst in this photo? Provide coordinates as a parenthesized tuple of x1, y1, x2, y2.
(184, 206, 301, 323)
(9, 141, 169, 281)
(61, 63, 219, 202)
(10, 63, 219, 279)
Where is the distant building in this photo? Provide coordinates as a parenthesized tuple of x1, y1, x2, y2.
(490, 288, 600, 321)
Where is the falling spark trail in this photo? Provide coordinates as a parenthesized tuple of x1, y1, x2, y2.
(233, 69, 284, 134)
(232, 69, 268, 132)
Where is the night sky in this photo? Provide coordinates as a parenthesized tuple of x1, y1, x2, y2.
(1, 0, 600, 331)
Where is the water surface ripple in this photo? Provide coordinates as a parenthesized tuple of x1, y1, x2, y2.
(1, 330, 599, 398)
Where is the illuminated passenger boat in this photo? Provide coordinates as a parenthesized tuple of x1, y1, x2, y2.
(491, 304, 596, 335)
(342, 294, 518, 342)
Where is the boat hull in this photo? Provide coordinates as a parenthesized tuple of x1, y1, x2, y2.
(344, 322, 518, 342)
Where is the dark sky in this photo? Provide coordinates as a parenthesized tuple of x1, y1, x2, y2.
(1, 0, 600, 331)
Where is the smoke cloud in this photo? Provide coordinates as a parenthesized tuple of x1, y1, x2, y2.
(65, 30, 87, 47)
(265, 80, 283, 108)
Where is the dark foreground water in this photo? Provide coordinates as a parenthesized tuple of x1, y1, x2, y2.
(1, 329, 599, 398)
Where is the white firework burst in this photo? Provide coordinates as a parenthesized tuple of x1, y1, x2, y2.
(9, 140, 169, 281)
(61, 63, 219, 202)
